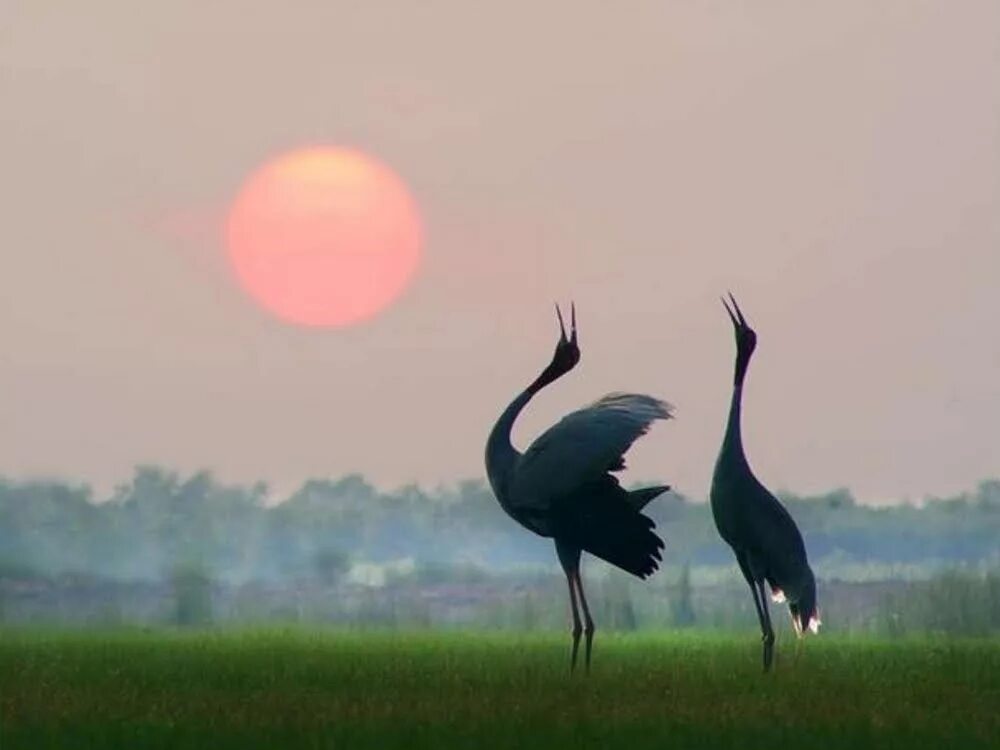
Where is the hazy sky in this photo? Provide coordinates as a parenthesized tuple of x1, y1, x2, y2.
(1, 2, 998, 504)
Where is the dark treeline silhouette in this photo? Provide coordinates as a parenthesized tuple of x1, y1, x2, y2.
(2, 466, 999, 585)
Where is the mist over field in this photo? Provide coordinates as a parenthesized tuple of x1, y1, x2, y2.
(3, 468, 998, 636)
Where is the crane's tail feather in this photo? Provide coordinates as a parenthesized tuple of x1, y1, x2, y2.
(583, 509, 664, 579)
(788, 573, 820, 637)
(626, 485, 671, 512)
(553, 497, 665, 580)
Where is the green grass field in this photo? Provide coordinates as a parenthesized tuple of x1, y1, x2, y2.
(1, 629, 998, 749)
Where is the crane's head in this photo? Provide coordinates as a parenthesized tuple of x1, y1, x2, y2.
(722, 292, 756, 384)
(531, 303, 580, 390)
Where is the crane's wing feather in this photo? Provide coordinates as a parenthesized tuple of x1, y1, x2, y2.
(509, 392, 673, 512)
(740, 482, 810, 586)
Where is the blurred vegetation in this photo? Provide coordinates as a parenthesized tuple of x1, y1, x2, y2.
(671, 563, 696, 628)
(2, 468, 998, 582)
(170, 562, 213, 627)
(1, 468, 998, 635)
(875, 569, 1000, 637)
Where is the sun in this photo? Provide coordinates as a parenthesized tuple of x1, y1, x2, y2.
(224, 146, 422, 327)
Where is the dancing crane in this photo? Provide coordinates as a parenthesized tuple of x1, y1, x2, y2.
(710, 293, 820, 672)
(485, 304, 672, 672)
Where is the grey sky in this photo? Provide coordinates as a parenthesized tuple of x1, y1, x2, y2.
(1, 1, 997, 503)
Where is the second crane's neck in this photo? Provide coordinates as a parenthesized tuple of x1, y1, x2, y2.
(721, 346, 753, 464)
(721, 380, 746, 460)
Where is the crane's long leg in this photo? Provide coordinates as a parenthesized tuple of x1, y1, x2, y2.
(565, 571, 583, 672)
(555, 540, 583, 674)
(574, 572, 596, 674)
(755, 579, 776, 672)
(735, 552, 775, 672)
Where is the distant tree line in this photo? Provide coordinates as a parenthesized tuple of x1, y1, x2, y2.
(1, 467, 998, 585)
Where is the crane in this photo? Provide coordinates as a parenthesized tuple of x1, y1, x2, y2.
(710, 293, 820, 672)
(485, 304, 672, 672)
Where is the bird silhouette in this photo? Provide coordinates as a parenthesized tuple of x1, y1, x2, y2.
(485, 304, 672, 672)
(710, 293, 820, 672)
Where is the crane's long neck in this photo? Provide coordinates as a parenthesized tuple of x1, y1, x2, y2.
(486, 368, 558, 501)
(721, 351, 751, 465)
(721, 381, 746, 461)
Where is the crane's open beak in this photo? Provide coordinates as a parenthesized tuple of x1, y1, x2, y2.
(555, 302, 578, 346)
(721, 291, 748, 330)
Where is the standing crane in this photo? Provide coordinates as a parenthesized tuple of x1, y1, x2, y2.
(485, 304, 673, 672)
(710, 293, 820, 672)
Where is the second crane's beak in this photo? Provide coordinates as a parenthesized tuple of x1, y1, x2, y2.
(721, 292, 748, 331)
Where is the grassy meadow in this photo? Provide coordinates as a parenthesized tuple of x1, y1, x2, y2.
(2, 629, 998, 749)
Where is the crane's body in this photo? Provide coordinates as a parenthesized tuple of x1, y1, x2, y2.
(485, 305, 672, 671)
(710, 294, 819, 671)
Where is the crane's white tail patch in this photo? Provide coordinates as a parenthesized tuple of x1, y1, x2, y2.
(792, 611, 821, 637)
(770, 586, 786, 603)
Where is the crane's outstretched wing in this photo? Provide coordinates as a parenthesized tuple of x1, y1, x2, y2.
(509, 392, 673, 513)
